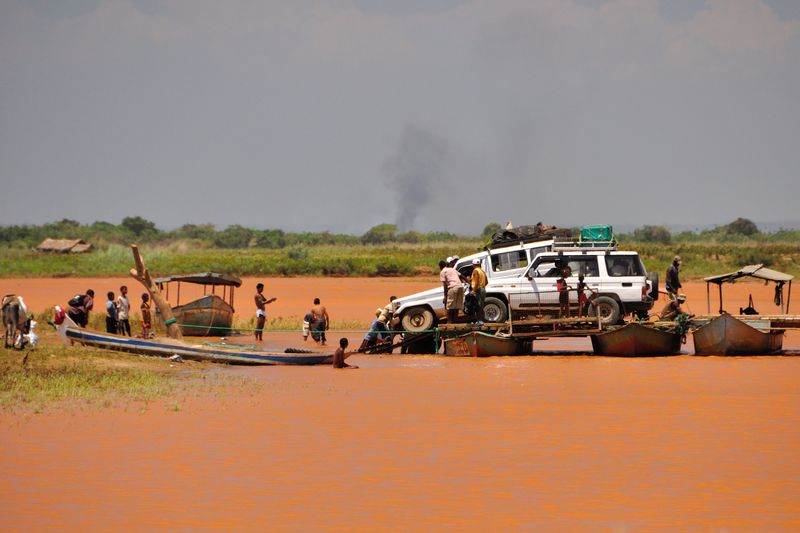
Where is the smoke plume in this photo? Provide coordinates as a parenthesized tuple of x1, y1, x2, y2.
(382, 124, 449, 232)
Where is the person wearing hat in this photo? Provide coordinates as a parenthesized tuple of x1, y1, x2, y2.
(659, 293, 688, 321)
(470, 258, 488, 323)
(666, 255, 683, 305)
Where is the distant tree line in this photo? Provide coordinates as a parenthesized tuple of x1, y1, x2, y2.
(619, 218, 800, 244)
(0, 218, 474, 249)
(0, 217, 796, 250)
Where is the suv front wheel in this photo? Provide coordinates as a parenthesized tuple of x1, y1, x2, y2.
(483, 297, 508, 323)
(590, 296, 621, 326)
(401, 306, 435, 333)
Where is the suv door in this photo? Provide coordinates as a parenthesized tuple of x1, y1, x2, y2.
(512, 256, 562, 311)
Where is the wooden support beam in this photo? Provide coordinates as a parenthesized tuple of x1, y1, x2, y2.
(129, 244, 183, 340)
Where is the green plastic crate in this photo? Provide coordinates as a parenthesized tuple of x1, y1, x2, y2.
(580, 225, 613, 242)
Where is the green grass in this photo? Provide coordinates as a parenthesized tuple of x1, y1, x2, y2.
(1, 239, 798, 280)
(0, 242, 485, 278)
(618, 241, 800, 279)
(0, 340, 260, 414)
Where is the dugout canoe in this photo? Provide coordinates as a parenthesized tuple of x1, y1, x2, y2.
(55, 316, 339, 366)
(443, 331, 526, 357)
(590, 323, 682, 357)
(692, 313, 784, 356)
(154, 273, 241, 337)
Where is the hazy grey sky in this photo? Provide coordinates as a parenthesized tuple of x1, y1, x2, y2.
(1, 0, 798, 233)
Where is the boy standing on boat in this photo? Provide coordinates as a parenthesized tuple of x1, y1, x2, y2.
(557, 268, 572, 318)
(254, 283, 277, 341)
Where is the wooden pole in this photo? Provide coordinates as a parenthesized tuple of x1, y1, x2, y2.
(129, 245, 183, 340)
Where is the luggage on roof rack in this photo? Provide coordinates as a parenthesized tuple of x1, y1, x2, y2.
(489, 224, 572, 247)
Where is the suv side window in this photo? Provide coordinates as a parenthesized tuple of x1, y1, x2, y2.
(605, 256, 645, 277)
(530, 258, 561, 277)
(564, 257, 599, 277)
(491, 250, 528, 272)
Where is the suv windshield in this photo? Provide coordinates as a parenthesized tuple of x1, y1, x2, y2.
(605, 255, 645, 277)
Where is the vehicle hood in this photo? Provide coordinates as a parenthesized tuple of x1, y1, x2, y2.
(394, 286, 442, 306)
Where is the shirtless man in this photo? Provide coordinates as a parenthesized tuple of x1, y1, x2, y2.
(333, 338, 357, 369)
(310, 297, 329, 345)
(254, 283, 277, 341)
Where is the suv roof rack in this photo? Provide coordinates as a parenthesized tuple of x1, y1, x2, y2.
(552, 239, 618, 252)
(485, 236, 555, 251)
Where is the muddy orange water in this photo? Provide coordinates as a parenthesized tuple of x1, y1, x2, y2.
(2, 278, 800, 531)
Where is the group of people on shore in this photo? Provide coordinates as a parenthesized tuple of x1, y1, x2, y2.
(67, 286, 152, 337)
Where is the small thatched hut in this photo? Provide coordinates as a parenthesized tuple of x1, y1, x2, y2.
(36, 238, 94, 254)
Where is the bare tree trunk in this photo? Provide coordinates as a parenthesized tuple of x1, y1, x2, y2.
(129, 245, 183, 340)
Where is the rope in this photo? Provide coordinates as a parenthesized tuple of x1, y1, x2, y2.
(173, 322, 437, 335)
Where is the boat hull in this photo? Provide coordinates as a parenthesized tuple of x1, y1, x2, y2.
(62, 326, 336, 365)
(591, 323, 682, 357)
(171, 295, 234, 336)
(444, 331, 526, 357)
(692, 313, 784, 356)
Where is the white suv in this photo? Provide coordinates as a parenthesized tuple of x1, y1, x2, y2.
(483, 250, 657, 326)
(392, 247, 658, 332)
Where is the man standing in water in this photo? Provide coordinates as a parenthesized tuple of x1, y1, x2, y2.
(666, 255, 683, 304)
(310, 298, 329, 345)
(254, 283, 277, 342)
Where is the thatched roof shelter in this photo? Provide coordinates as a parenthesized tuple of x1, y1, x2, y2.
(36, 238, 94, 254)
